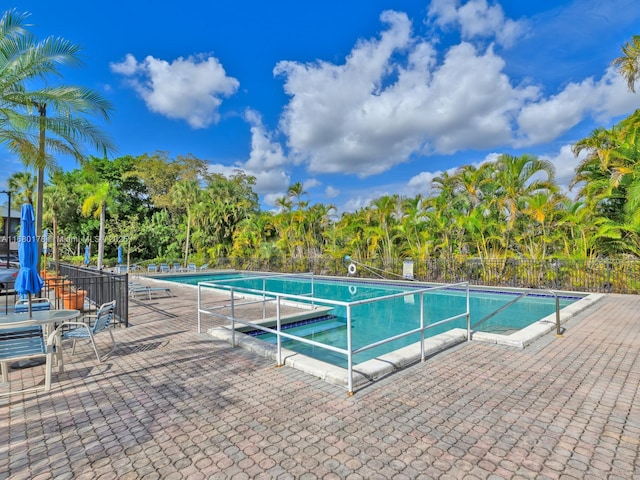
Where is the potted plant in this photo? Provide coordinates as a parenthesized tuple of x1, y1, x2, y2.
(61, 289, 87, 310)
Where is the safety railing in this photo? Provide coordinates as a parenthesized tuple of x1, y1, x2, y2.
(471, 288, 562, 337)
(196, 271, 317, 333)
(198, 277, 471, 395)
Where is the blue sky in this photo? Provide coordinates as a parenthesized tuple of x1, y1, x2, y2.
(2, 0, 640, 212)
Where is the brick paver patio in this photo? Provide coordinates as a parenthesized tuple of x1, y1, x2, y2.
(1, 281, 639, 479)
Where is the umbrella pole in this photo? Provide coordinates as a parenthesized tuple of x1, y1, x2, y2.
(28, 292, 33, 318)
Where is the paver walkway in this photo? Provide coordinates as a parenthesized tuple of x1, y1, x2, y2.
(1, 281, 639, 479)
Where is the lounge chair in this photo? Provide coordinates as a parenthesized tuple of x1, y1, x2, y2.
(172, 262, 182, 272)
(147, 264, 157, 273)
(59, 300, 116, 362)
(187, 263, 197, 272)
(128, 283, 172, 300)
(159, 263, 170, 274)
(199, 263, 209, 271)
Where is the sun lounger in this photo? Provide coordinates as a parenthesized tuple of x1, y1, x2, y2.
(128, 283, 172, 300)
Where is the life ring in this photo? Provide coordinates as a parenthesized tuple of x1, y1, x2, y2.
(348, 263, 357, 275)
(348, 285, 357, 295)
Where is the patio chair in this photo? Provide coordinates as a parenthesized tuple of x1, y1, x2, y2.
(14, 298, 51, 313)
(199, 263, 209, 271)
(59, 300, 116, 362)
(0, 321, 59, 395)
(172, 262, 182, 272)
(187, 263, 197, 272)
(147, 264, 157, 273)
(159, 263, 170, 274)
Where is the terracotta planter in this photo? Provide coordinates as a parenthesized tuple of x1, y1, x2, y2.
(54, 280, 73, 297)
(61, 290, 86, 310)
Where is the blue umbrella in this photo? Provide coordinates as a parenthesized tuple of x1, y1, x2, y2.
(117, 245, 123, 264)
(15, 204, 44, 317)
(84, 245, 90, 266)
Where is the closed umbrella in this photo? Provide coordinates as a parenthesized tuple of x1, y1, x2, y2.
(15, 204, 44, 318)
(84, 245, 90, 266)
(117, 245, 123, 264)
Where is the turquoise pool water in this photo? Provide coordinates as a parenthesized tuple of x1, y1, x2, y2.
(165, 272, 580, 367)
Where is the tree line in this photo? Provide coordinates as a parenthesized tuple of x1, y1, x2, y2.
(5, 114, 640, 269)
(1, 7, 639, 271)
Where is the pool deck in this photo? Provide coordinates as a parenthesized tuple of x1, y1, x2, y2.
(1, 281, 639, 479)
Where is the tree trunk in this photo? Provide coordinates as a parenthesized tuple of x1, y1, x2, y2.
(97, 202, 106, 269)
(36, 103, 46, 272)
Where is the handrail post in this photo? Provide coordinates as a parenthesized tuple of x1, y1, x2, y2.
(466, 282, 471, 340)
(197, 284, 202, 333)
(262, 278, 266, 319)
(554, 293, 562, 337)
(230, 287, 236, 347)
(420, 292, 425, 362)
(276, 295, 283, 367)
(347, 304, 354, 396)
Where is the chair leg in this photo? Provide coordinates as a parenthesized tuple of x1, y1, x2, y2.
(1, 361, 8, 383)
(86, 331, 101, 362)
(108, 329, 117, 351)
(44, 352, 52, 392)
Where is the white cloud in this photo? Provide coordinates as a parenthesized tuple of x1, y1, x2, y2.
(304, 178, 321, 190)
(209, 109, 291, 197)
(110, 53, 239, 128)
(516, 67, 640, 146)
(343, 196, 375, 213)
(273, 6, 640, 183)
(540, 144, 586, 192)
(325, 186, 340, 198)
(275, 11, 539, 179)
(427, 0, 527, 47)
(262, 193, 285, 209)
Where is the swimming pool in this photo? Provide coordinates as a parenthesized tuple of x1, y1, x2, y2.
(165, 272, 580, 367)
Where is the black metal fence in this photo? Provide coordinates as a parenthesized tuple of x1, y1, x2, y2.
(57, 264, 128, 326)
(195, 256, 640, 294)
(1, 264, 128, 324)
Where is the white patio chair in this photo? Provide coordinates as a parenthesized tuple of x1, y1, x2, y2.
(59, 300, 117, 362)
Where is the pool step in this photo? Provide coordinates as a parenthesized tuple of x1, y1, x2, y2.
(282, 320, 347, 338)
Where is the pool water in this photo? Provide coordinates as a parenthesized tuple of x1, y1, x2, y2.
(167, 272, 579, 367)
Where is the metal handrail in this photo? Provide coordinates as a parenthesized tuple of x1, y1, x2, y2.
(198, 278, 471, 395)
(472, 288, 562, 337)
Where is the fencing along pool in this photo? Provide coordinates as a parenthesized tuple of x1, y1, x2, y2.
(165, 272, 580, 368)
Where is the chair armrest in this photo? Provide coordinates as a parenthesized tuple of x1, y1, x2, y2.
(60, 321, 91, 328)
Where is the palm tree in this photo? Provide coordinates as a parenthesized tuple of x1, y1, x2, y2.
(0, 9, 115, 268)
(81, 182, 113, 269)
(7, 171, 36, 205)
(170, 179, 200, 267)
(612, 35, 640, 92)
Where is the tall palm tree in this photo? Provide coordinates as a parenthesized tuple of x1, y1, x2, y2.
(0, 9, 115, 267)
(81, 181, 113, 269)
(170, 179, 200, 267)
(612, 35, 640, 92)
